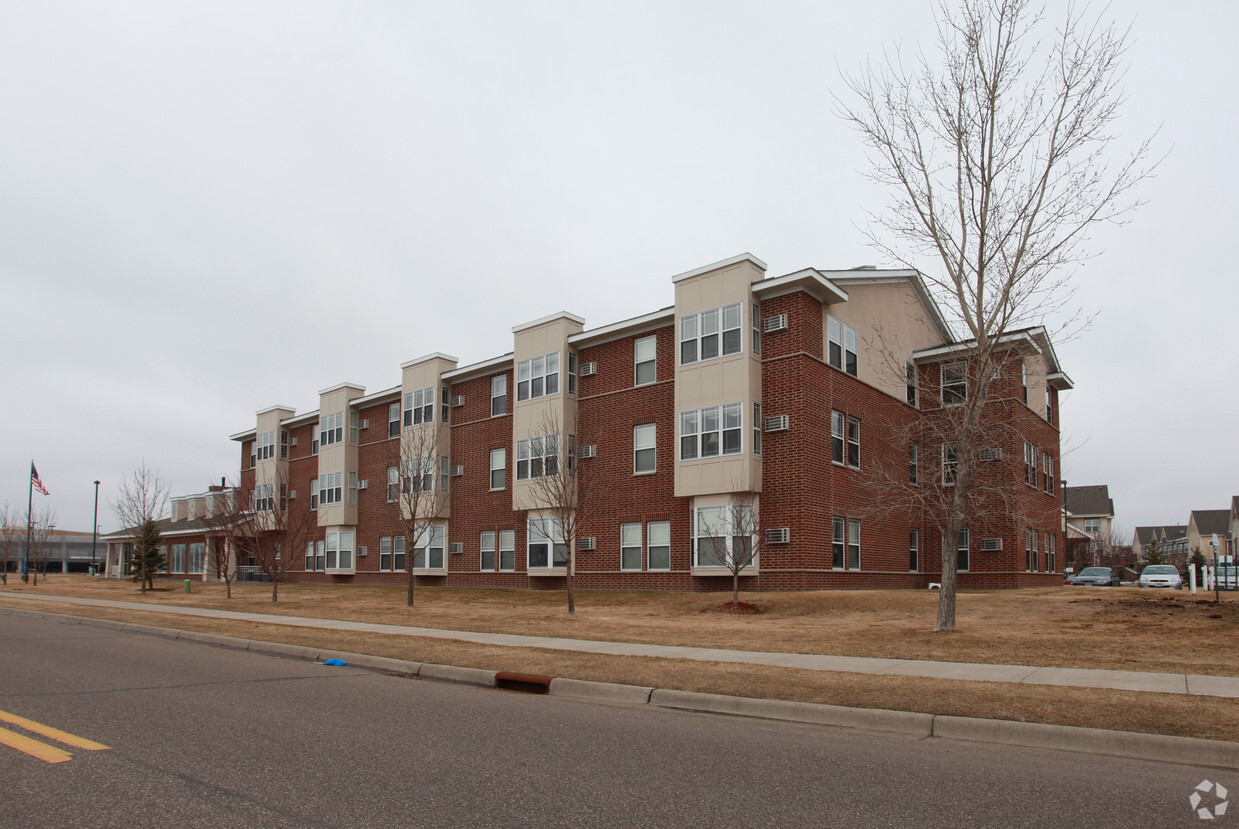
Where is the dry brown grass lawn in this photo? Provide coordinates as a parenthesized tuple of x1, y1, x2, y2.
(6, 578, 1239, 741)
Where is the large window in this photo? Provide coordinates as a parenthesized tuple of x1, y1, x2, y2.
(527, 518, 568, 569)
(325, 531, 354, 570)
(831, 412, 859, 467)
(621, 523, 642, 570)
(692, 505, 753, 568)
(319, 472, 343, 505)
(648, 521, 670, 570)
(490, 448, 506, 490)
(379, 536, 406, 571)
(412, 526, 445, 570)
(516, 353, 559, 401)
(188, 542, 205, 573)
(403, 387, 434, 426)
(635, 336, 656, 385)
(680, 303, 742, 365)
(253, 483, 275, 512)
(941, 363, 967, 406)
(169, 543, 186, 573)
(254, 431, 276, 462)
(480, 529, 516, 571)
(1083, 518, 1100, 535)
(680, 403, 742, 460)
(319, 413, 344, 446)
(634, 424, 656, 474)
(491, 375, 507, 416)
(401, 456, 434, 493)
(516, 435, 559, 480)
(831, 518, 860, 569)
(827, 315, 858, 376)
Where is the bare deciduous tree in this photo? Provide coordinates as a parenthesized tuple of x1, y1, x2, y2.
(0, 502, 17, 586)
(518, 412, 599, 615)
(201, 486, 243, 598)
(110, 462, 170, 595)
(392, 420, 452, 607)
(838, 0, 1155, 630)
(26, 508, 57, 586)
(694, 498, 765, 607)
(224, 471, 311, 603)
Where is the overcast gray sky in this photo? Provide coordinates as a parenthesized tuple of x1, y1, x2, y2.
(2, 0, 1234, 538)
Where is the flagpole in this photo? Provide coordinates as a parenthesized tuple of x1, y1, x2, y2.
(25, 460, 34, 582)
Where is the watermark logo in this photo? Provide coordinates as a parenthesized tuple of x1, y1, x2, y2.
(1190, 780, 1229, 820)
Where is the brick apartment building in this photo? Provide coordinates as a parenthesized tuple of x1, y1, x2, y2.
(225, 254, 1069, 592)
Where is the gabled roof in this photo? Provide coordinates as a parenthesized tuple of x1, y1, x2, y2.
(1159, 525, 1188, 541)
(1063, 485, 1114, 518)
(1190, 509, 1232, 537)
(104, 516, 217, 541)
(912, 326, 1073, 389)
(1134, 527, 1157, 545)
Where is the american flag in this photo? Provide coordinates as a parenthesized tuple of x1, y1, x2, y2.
(31, 463, 49, 496)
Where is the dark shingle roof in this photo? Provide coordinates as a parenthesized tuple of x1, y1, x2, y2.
(1063, 485, 1114, 518)
(1191, 510, 1232, 537)
(1134, 526, 1157, 545)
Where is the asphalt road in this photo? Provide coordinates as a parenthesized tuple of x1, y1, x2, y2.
(0, 614, 1231, 828)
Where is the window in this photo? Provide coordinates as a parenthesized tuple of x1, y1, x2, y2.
(648, 521, 670, 570)
(1024, 442, 1037, 486)
(831, 412, 845, 464)
(253, 483, 276, 512)
(909, 442, 919, 484)
(832, 518, 845, 569)
(304, 541, 315, 572)
(679, 303, 742, 365)
(319, 413, 344, 446)
(1042, 453, 1055, 494)
(1021, 362, 1028, 404)
(387, 466, 399, 502)
(310, 478, 319, 510)
(752, 403, 761, 456)
(254, 431, 276, 463)
(403, 387, 433, 426)
(402, 456, 434, 493)
(481, 531, 496, 571)
(692, 504, 753, 568)
(942, 443, 958, 485)
(442, 385, 451, 422)
(490, 448, 506, 490)
(412, 526, 445, 569)
(169, 543, 186, 573)
(941, 363, 967, 406)
(349, 411, 359, 444)
(499, 529, 515, 571)
(567, 353, 578, 396)
(516, 434, 559, 480)
(516, 352, 559, 401)
(827, 315, 858, 376)
(848, 519, 861, 570)
(528, 518, 568, 568)
(635, 336, 656, 385)
(1083, 518, 1100, 535)
(348, 472, 358, 503)
(1046, 386, 1055, 425)
(909, 528, 919, 572)
(752, 303, 761, 356)
(1046, 533, 1056, 571)
(1030, 530, 1038, 571)
(439, 456, 450, 494)
(491, 375, 506, 416)
(388, 403, 400, 438)
(956, 529, 970, 571)
(188, 542, 205, 573)
(621, 523, 642, 570)
(847, 416, 860, 468)
(319, 472, 343, 505)
(679, 403, 742, 460)
(280, 430, 289, 459)
(315, 539, 325, 571)
(380, 536, 406, 571)
(1025, 529, 1034, 571)
(634, 424, 656, 474)
(325, 531, 354, 570)
(906, 363, 917, 406)
(311, 434, 318, 455)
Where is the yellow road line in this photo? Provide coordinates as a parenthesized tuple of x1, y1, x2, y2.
(0, 726, 72, 763)
(0, 710, 109, 751)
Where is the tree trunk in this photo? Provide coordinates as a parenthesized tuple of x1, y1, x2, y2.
(407, 571, 415, 607)
(271, 577, 279, 603)
(733, 570, 739, 605)
(566, 550, 575, 615)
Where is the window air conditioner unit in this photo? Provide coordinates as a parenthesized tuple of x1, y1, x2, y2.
(764, 415, 789, 432)
(287, 490, 297, 499)
(449, 542, 463, 555)
(578, 445, 597, 459)
(357, 546, 368, 557)
(289, 437, 298, 447)
(452, 395, 465, 407)
(578, 537, 596, 551)
(356, 480, 368, 490)
(359, 419, 369, 429)
(579, 362, 597, 377)
(765, 528, 790, 544)
(980, 538, 1003, 551)
(450, 465, 464, 477)
(979, 448, 1002, 462)
(764, 314, 788, 333)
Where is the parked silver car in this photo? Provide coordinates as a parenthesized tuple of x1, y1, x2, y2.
(1137, 565, 1182, 589)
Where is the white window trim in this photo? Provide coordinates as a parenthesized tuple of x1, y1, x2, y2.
(635, 335, 657, 386)
(634, 423, 656, 475)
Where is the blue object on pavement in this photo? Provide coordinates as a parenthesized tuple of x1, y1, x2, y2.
(322, 658, 348, 666)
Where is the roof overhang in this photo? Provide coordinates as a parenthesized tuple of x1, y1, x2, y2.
(442, 352, 515, 383)
(670, 253, 767, 283)
(752, 268, 848, 305)
(569, 307, 675, 348)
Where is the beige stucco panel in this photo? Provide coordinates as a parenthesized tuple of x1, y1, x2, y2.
(827, 281, 943, 401)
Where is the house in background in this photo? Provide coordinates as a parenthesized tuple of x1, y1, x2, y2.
(1188, 509, 1233, 564)
(1062, 484, 1115, 568)
(1133, 525, 1189, 567)
(103, 484, 238, 581)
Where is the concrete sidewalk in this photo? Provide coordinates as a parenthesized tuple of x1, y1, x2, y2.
(3, 591, 1238, 699)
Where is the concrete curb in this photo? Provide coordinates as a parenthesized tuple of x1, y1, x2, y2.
(4, 605, 1239, 769)
(650, 688, 935, 737)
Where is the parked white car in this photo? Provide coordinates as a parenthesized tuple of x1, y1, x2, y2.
(1137, 565, 1183, 589)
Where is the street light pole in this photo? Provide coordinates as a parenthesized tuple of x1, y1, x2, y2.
(91, 480, 100, 575)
